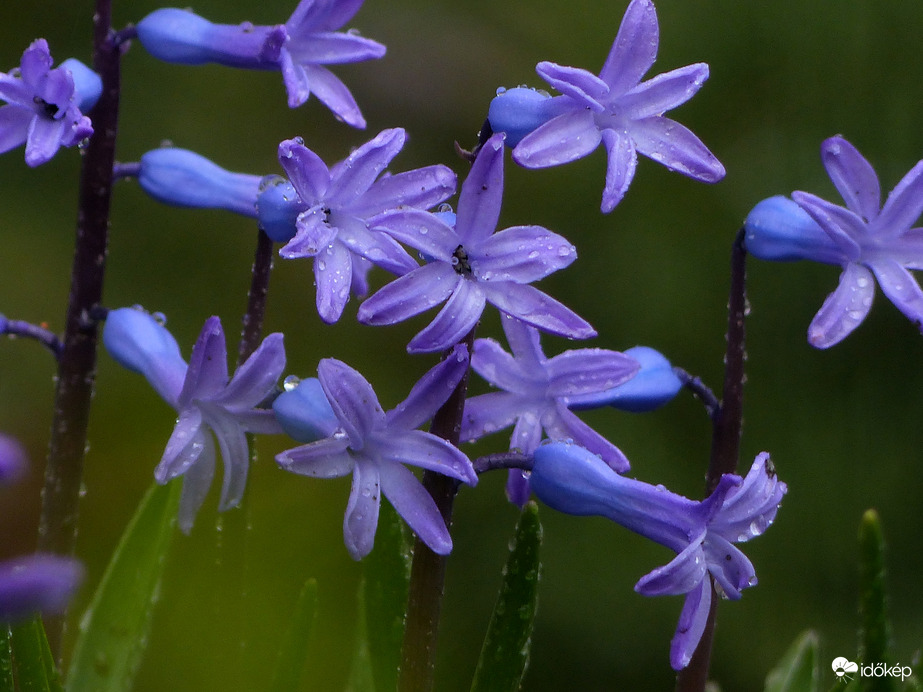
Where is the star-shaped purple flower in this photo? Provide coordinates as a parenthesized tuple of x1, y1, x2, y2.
(461, 316, 638, 505)
(359, 133, 594, 353)
(280, 0, 386, 127)
(504, 0, 724, 212)
(259, 128, 456, 323)
(530, 441, 785, 670)
(789, 136, 923, 348)
(104, 308, 287, 532)
(276, 347, 477, 560)
(0, 39, 96, 167)
(155, 317, 286, 532)
(136, 0, 384, 128)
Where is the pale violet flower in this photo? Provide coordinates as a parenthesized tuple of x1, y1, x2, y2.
(461, 316, 638, 505)
(530, 441, 785, 670)
(136, 0, 385, 127)
(258, 128, 456, 323)
(745, 136, 923, 348)
(0, 39, 98, 166)
(103, 308, 286, 531)
(359, 133, 594, 353)
(492, 0, 724, 212)
(276, 347, 477, 560)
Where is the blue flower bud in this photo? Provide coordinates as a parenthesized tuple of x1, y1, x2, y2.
(256, 176, 302, 242)
(273, 377, 339, 443)
(103, 307, 187, 407)
(59, 58, 102, 113)
(136, 8, 285, 69)
(138, 148, 262, 217)
(744, 195, 842, 264)
(567, 346, 681, 413)
(487, 87, 569, 147)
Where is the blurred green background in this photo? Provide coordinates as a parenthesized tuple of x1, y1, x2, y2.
(2, 0, 922, 689)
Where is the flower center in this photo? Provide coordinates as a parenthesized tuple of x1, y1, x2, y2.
(451, 244, 472, 275)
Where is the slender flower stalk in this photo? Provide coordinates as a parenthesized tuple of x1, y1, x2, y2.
(37, 0, 121, 654)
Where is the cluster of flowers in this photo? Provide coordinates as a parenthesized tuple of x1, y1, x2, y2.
(9, 0, 919, 674)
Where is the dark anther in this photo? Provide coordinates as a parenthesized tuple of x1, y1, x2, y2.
(452, 244, 472, 275)
(34, 96, 60, 118)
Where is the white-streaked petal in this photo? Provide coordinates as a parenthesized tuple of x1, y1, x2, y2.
(807, 263, 875, 348)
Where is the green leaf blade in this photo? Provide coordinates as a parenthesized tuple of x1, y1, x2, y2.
(269, 578, 318, 692)
(764, 629, 819, 692)
(8, 616, 63, 692)
(470, 501, 542, 692)
(65, 480, 181, 692)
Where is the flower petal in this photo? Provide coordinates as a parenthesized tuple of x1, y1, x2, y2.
(318, 358, 384, 446)
(470, 336, 535, 392)
(455, 133, 505, 247)
(297, 63, 365, 128)
(203, 407, 251, 511)
(314, 239, 354, 323)
(703, 534, 755, 599)
(343, 459, 381, 560)
(156, 408, 207, 481)
(484, 282, 596, 340)
(0, 105, 31, 155)
(875, 159, 923, 238)
(600, 127, 637, 212)
(379, 461, 452, 555)
(176, 442, 216, 533)
(218, 333, 285, 409)
(354, 164, 456, 218)
(791, 191, 863, 259)
(545, 349, 639, 398)
(634, 536, 707, 597)
(0, 554, 84, 622)
(535, 62, 608, 110)
(286, 31, 385, 65)
(599, 0, 659, 94)
(387, 343, 469, 431)
(375, 429, 476, 485)
(357, 263, 459, 325)
(407, 279, 486, 353)
(513, 109, 601, 169)
(278, 139, 329, 202)
(329, 128, 405, 207)
(460, 392, 522, 443)
(24, 115, 65, 167)
(669, 579, 712, 671)
(820, 136, 880, 221)
(472, 225, 577, 283)
(629, 116, 725, 182)
(370, 207, 459, 260)
(870, 258, 923, 331)
(620, 63, 709, 119)
(275, 435, 354, 477)
(807, 262, 875, 348)
(178, 316, 228, 404)
(544, 405, 630, 473)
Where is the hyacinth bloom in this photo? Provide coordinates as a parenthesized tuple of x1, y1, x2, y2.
(500, 0, 724, 212)
(530, 441, 786, 670)
(136, 147, 264, 218)
(0, 39, 97, 167)
(276, 348, 477, 560)
(461, 316, 639, 505)
(360, 133, 594, 353)
(104, 309, 286, 531)
(260, 129, 456, 323)
(746, 136, 923, 348)
(0, 436, 83, 622)
(136, 0, 385, 127)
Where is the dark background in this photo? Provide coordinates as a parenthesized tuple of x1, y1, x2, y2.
(1, 1, 922, 689)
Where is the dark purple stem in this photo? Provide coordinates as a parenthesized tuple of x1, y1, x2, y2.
(674, 367, 719, 419)
(675, 227, 748, 692)
(398, 328, 476, 692)
(0, 317, 63, 358)
(473, 452, 533, 476)
(236, 229, 275, 367)
(38, 0, 121, 653)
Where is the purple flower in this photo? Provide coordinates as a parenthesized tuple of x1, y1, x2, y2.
(0, 436, 83, 622)
(156, 317, 286, 532)
(747, 136, 923, 348)
(279, 0, 386, 127)
(502, 0, 724, 212)
(530, 441, 786, 670)
(0, 39, 97, 167)
(136, 1, 385, 128)
(260, 128, 456, 323)
(461, 316, 638, 505)
(0, 555, 84, 623)
(276, 347, 477, 560)
(359, 133, 594, 353)
(104, 309, 286, 532)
